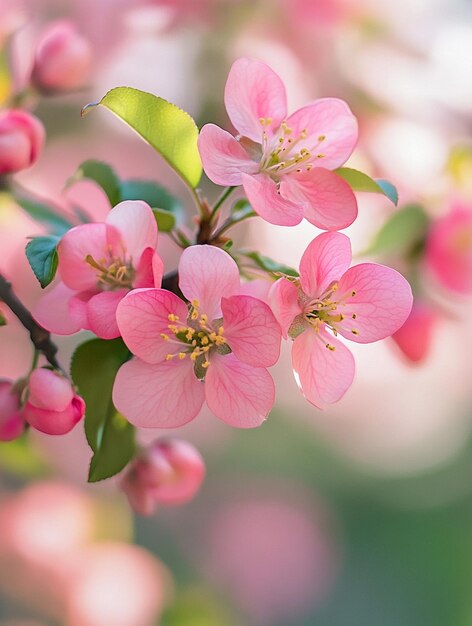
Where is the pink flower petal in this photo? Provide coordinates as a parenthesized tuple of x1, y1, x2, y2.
(286, 98, 358, 170)
(238, 278, 272, 303)
(222, 295, 281, 368)
(106, 200, 158, 262)
(33, 282, 83, 335)
(269, 278, 303, 339)
(86, 289, 128, 339)
(69, 291, 94, 331)
(280, 168, 357, 230)
(113, 358, 205, 428)
(336, 263, 413, 344)
(242, 173, 303, 226)
(134, 248, 164, 289)
(292, 328, 355, 409)
(28, 368, 73, 411)
(178, 245, 240, 320)
(198, 124, 259, 186)
(299, 232, 352, 297)
(224, 57, 287, 142)
(205, 354, 275, 428)
(391, 301, 438, 364)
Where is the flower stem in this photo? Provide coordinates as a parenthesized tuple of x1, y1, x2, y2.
(209, 186, 236, 222)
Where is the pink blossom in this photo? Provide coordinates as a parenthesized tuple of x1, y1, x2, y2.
(0, 109, 45, 175)
(391, 300, 438, 364)
(22, 368, 85, 435)
(198, 57, 358, 228)
(113, 245, 281, 428)
(0, 378, 24, 441)
(270, 232, 413, 408)
(34, 200, 163, 339)
(425, 201, 472, 295)
(31, 20, 92, 94)
(120, 438, 205, 516)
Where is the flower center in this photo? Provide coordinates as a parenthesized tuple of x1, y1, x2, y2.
(85, 246, 134, 290)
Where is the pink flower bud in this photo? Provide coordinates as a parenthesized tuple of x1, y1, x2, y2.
(391, 301, 438, 363)
(22, 368, 85, 435)
(0, 379, 24, 441)
(31, 20, 92, 94)
(0, 109, 45, 175)
(120, 439, 205, 516)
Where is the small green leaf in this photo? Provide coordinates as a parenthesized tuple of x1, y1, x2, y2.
(241, 251, 299, 277)
(230, 199, 257, 223)
(335, 167, 399, 205)
(153, 208, 176, 232)
(12, 190, 74, 234)
(66, 160, 121, 207)
(25, 236, 60, 288)
(364, 204, 430, 258)
(120, 179, 182, 213)
(71, 338, 135, 482)
(83, 87, 202, 188)
(0, 309, 6, 326)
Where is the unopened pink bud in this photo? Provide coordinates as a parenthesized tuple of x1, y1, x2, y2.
(121, 439, 205, 516)
(22, 368, 85, 435)
(0, 109, 45, 175)
(0, 379, 24, 441)
(31, 20, 92, 94)
(392, 301, 438, 363)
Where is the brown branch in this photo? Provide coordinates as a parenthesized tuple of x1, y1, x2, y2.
(0, 273, 61, 369)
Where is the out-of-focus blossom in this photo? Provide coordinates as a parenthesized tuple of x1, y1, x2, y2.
(198, 57, 358, 228)
(392, 300, 438, 363)
(425, 200, 472, 295)
(0, 109, 45, 175)
(0, 378, 23, 440)
(22, 368, 85, 435)
(113, 245, 281, 428)
(120, 438, 205, 515)
(270, 232, 412, 408)
(31, 20, 92, 94)
(34, 200, 163, 339)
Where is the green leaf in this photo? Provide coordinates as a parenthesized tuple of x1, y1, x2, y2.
(365, 204, 430, 258)
(120, 179, 182, 213)
(241, 251, 299, 277)
(83, 87, 202, 188)
(335, 167, 399, 205)
(71, 338, 135, 482)
(230, 199, 257, 223)
(25, 236, 60, 288)
(12, 190, 75, 234)
(0, 309, 6, 326)
(66, 160, 121, 207)
(153, 208, 175, 232)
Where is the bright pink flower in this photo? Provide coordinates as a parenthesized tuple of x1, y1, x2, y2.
(391, 301, 438, 364)
(270, 232, 413, 408)
(113, 245, 281, 429)
(425, 201, 472, 295)
(198, 57, 358, 228)
(22, 368, 85, 435)
(120, 438, 205, 516)
(34, 201, 163, 339)
(31, 20, 92, 94)
(0, 109, 45, 175)
(0, 379, 24, 441)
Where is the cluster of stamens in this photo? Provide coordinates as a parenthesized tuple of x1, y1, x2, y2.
(85, 244, 134, 289)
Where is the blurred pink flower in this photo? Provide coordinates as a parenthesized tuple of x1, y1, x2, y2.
(120, 438, 205, 515)
(270, 232, 413, 408)
(425, 201, 472, 295)
(0, 378, 24, 441)
(198, 57, 358, 228)
(391, 300, 438, 364)
(22, 368, 85, 435)
(0, 109, 45, 175)
(31, 20, 92, 94)
(34, 200, 163, 339)
(113, 245, 281, 428)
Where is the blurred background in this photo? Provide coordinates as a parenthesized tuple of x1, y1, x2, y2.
(1, 0, 472, 624)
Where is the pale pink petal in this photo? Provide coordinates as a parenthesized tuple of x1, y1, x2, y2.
(28, 368, 73, 411)
(69, 291, 94, 331)
(292, 328, 355, 409)
(178, 245, 240, 320)
(299, 232, 352, 297)
(86, 289, 128, 339)
(134, 248, 164, 289)
(106, 200, 158, 261)
(198, 124, 259, 186)
(269, 278, 303, 339)
(33, 282, 82, 335)
(242, 173, 303, 226)
(58, 222, 121, 290)
(113, 358, 205, 428)
(335, 263, 413, 344)
(391, 301, 438, 363)
(222, 295, 281, 367)
(238, 278, 272, 303)
(205, 354, 275, 428)
(286, 98, 358, 169)
(224, 57, 288, 142)
(280, 168, 357, 230)
(116, 288, 189, 363)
